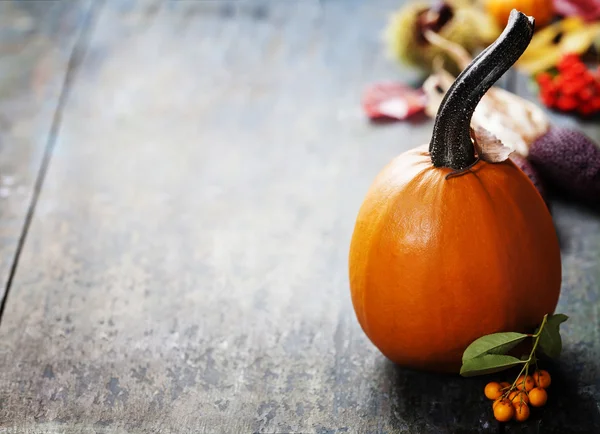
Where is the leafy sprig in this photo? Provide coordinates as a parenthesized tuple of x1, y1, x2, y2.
(460, 313, 568, 377)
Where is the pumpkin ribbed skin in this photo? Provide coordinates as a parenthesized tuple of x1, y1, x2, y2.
(349, 145, 561, 372)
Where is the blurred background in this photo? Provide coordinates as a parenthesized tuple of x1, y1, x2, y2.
(0, 0, 598, 432)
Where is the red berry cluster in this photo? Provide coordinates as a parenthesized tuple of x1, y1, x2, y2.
(536, 54, 600, 117)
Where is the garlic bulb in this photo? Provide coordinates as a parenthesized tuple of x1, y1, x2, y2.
(423, 36, 549, 157)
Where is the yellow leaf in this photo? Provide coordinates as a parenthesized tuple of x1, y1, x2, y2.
(562, 24, 600, 53)
(516, 48, 562, 75)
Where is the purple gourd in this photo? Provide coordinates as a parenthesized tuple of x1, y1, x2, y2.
(528, 127, 600, 205)
(510, 153, 547, 203)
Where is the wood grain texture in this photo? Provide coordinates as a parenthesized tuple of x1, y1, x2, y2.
(0, 0, 92, 304)
(0, 1, 599, 433)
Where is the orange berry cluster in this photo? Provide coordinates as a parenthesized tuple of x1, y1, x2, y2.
(537, 54, 600, 116)
(485, 370, 551, 423)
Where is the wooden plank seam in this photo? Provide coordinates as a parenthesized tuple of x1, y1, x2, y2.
(0, 0, 105, 325)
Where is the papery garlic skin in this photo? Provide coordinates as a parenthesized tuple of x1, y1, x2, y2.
(424, 71, 549, 157)
(472, 87, 550, 157)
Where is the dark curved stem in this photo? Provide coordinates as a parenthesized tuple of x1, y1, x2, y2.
(429, 10, 535, 170)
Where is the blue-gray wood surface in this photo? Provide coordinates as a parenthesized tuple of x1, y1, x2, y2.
(0, 1, 598, 433)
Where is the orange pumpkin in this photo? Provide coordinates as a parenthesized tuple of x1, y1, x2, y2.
(486, 0, 555, 28)
(348, 11, 561, 373)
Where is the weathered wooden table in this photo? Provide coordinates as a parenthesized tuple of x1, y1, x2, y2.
(0, 1, 598, 433)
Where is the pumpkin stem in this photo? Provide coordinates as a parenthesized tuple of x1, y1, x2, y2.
(429, 10, 534, 170)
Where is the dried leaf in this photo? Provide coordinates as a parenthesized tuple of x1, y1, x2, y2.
(472, 127, 514, 163)
(516, 18, 600, 75)
(362, 82, 427, 120)
(554, 0, 600, 22)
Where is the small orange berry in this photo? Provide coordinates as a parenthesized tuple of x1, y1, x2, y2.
(513, 402, 530, 422)
(499, 381, 511, 390)
(516, 375, 535, 392)
(529, 387, 548, 407)
(493, 399, 515, 422)
(509, 390, 529, 405)
(533, 370, 551, 388)
(493, 398, 503, 410)
(484, 382, 503, 400)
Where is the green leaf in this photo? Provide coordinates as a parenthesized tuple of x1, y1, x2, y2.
(547, 314, 569, 328)
(537, 313, 568, 359)
(460, 354, 524, 377)
(538, 327, 562, 358)
(462, 332, 529, 362)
